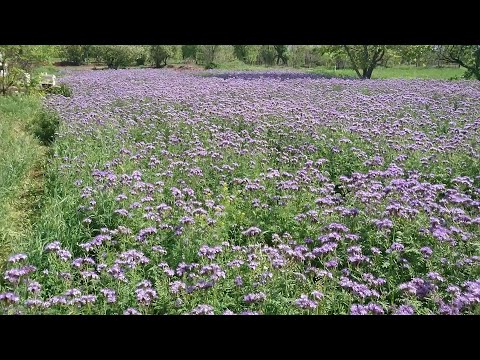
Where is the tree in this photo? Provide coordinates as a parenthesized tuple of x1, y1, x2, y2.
(439, 45, 480, 80)
(396, 45, 432, 67)
(61, 45, 91, 65)
(198, 45, 218, 67)
(342, 45, 386, 79)
(273, 45, 288, 65)
(233, 45, 261, 65)
(259, 46, 276, 66)
(289, 45, 312, 68)
(0, 45, 52, 95)
(97, 45, 138, 69)
(182, 45, 198, 63)
(150, 45, 177, 68)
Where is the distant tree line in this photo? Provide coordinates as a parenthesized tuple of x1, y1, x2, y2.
(57, 45, 479, 80)
(1, 45, 479, 95)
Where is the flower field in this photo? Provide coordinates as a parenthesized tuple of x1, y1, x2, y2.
(1, 69, 479, 314)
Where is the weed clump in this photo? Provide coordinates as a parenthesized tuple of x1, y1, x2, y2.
(30, 109, 60, 145)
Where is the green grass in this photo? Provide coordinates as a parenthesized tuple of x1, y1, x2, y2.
(200, 60, 467, 80)
(214, 59, 292, 72)
(308, 65, 466, 80)
(0, 95, 46, 265)
(32, 64, 60, 77)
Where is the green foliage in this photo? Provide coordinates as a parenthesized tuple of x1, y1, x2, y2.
(96, 45, 139, 69)
(233, 45, 261, 65)
(149, 46, 178, 68)
(46, 83, 73, 97)
(259, 45, 276, 66)
(60, 45, 91, 65)
(338, 45, 388, 79)
(273, 45, 288, 65)
(29, 108, 60, 145)
(197, 45, 219, 67)
(134, 46, 149, 66)
(439, 45, 480, 80)
(289, 45, 311, 68)
(1, 46, 56, 95)
(0, 46, 52, 70)
(0, 95, 44, 264)
(395, 45, 433, 67)
(182, 45, 198, 62)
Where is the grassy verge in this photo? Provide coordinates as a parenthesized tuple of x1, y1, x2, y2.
(0, 95, 47, 266)
(199, 61, 467, 80)
(308, 65, 466, 80)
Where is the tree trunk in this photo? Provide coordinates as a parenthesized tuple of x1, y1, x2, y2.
(366, 68, 373, 79)
(362, 68, 368, 79)
(343, 46, 362, 78)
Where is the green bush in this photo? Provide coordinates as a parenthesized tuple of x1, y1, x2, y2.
(259, 45, 276, 66)
(61, 45, 91, 65)
(46, 83, 72, 97)
(135, 53, 147, 66)
(29, 109, 60, 145)
(182, 45, 198, 62)
(205, 62, 218, 69)
(97, 46, 137, 69)
(150, 46, 178, 68)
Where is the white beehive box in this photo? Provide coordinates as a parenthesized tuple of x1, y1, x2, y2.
(40, 73, 56, 87)
(0, 58, 7, 77)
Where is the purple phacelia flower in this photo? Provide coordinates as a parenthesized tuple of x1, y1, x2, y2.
(152, 245, 167, 255)
(239, 310, 260, 315)
(311, 290, 324, 300)
(351, 303, 384, 315)
(0, 292, 20, 304)
(80, 270, 99, 280)
(190, 304, 214, 315)
(25, 299, 44, 308)
(394, 305, 415, 315)
(8, 253, 27, 263)
(4, 265, 36, 283)
(374, 218, 394, 230)
(198, 245, 223, 259)
(136, 227, 157, 242)
(27, 281, 41, 294)
(244, 292, 266, 303)
(242, 227, 262, 236)
(169, 281, 186, 294)
(135, 287, 158, 306)
(234, 276, 244, 287)
(57, 249, 72, 261)
(387, 242, 405, 253)
(399, 278, 436, 298)
(325, 258, 339, 268)
(427, 272, 445, 282)
(124, 308, 141, 315)
(294, 294, 318, 310)
(45, 241, 61, 252)
(100, 288, 117, 303)
(420, 246, 433, 258)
